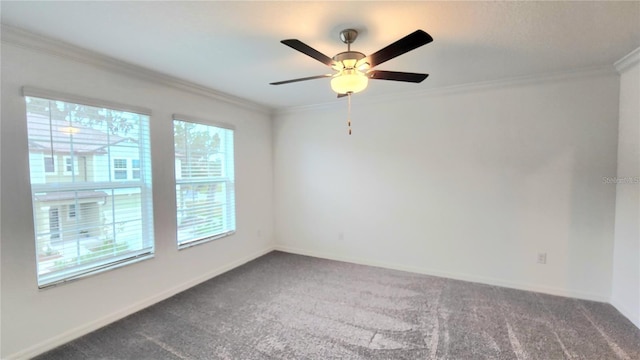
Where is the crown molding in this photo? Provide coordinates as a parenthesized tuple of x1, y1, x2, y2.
(275, 64, 617, 116)
(614, 46, 640, 74)
(1, 24, 274, 115)
(4, 24, 624, 117)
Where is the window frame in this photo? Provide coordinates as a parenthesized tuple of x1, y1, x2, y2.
(173, 114, 236, 249)
(44, 156, 56, 173)
(112, 158, 129, 180)
(111, 157, 142, 180)
(66, 203, 77, 221)
(132, 159, 141, 180)
(23, 87, 155, 289)
(62, 155, 77, 175)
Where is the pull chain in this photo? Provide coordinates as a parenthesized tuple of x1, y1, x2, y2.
(347, 92, 352, 135)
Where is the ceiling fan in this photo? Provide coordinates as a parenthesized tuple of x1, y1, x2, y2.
(270, 28, 433, 97)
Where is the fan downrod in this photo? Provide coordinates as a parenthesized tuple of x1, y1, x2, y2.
(340, 29, 358, 51)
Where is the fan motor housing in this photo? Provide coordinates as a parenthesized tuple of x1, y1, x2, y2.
(333, 51, 366, 65)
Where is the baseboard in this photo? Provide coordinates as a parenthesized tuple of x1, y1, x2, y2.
(5, 245, 276, 360)
(611, 298, 640, 329)
(274, 245, 609, 303)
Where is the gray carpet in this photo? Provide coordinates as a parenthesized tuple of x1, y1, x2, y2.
(35, 251, 640, 359)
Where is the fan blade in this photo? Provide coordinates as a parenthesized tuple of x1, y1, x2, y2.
(337, 93, 349, 98)
(367, 30, 433, 68)
(270, 74, 333, 85)
(368, 70, 429, 83)
(281, 39, 335, 67)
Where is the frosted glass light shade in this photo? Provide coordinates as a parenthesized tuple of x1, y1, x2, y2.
(331, 69, 368, 94)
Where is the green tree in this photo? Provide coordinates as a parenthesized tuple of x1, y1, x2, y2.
(174, 121, 221, 178)
(174, 121, 223, 226)
(26, 97, 136, 136)
(174, 121, 221, 156)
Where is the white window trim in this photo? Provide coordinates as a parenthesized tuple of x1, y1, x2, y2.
(63, 155, 78, 175)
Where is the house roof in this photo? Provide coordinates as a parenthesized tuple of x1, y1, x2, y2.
(27, 113, 130, 154)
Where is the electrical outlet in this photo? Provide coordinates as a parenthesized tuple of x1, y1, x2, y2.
(537, 253, 547, 264)
(257, 229, 261, 238)
(338, 232, 344, 241)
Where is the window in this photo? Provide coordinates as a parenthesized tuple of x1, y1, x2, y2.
(24, 90, 154, 288)
(173, 117, 235, 247)
(44, 156, 55, 173)
(67, 204, 77, 220)
(112, 158, 141, 180)
(63, 156, 76, 175)
(132, 159, 140, 179)
(113, 158, 128, 179)
(49, 207, 60, 240)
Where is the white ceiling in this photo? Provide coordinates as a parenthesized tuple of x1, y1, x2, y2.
(1, 1, 639, 109)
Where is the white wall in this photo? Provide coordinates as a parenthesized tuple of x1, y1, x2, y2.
(611, 47, 640, 328)
(274, 71, 620, 302)
(0, 34, 274, 358)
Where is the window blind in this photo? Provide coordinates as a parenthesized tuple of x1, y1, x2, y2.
(173, 117, 236, 247)
(25, 95, 154, 287)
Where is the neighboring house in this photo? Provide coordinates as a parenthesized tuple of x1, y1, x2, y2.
(27, 113, 143, 273)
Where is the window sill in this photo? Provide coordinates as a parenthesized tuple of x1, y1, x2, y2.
(178, 231, 235, 250)
(38, 252, 154, 290)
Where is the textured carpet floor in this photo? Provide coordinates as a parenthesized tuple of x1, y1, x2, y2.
(36, 251, 640, 359)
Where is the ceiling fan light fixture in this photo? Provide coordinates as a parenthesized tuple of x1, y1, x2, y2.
(272, 28, 432, 100)
(331, 69, 368, 94)
(342, 58, 358, 68)
(272, 28, 432, 134)
(356, 61, 370, 71)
